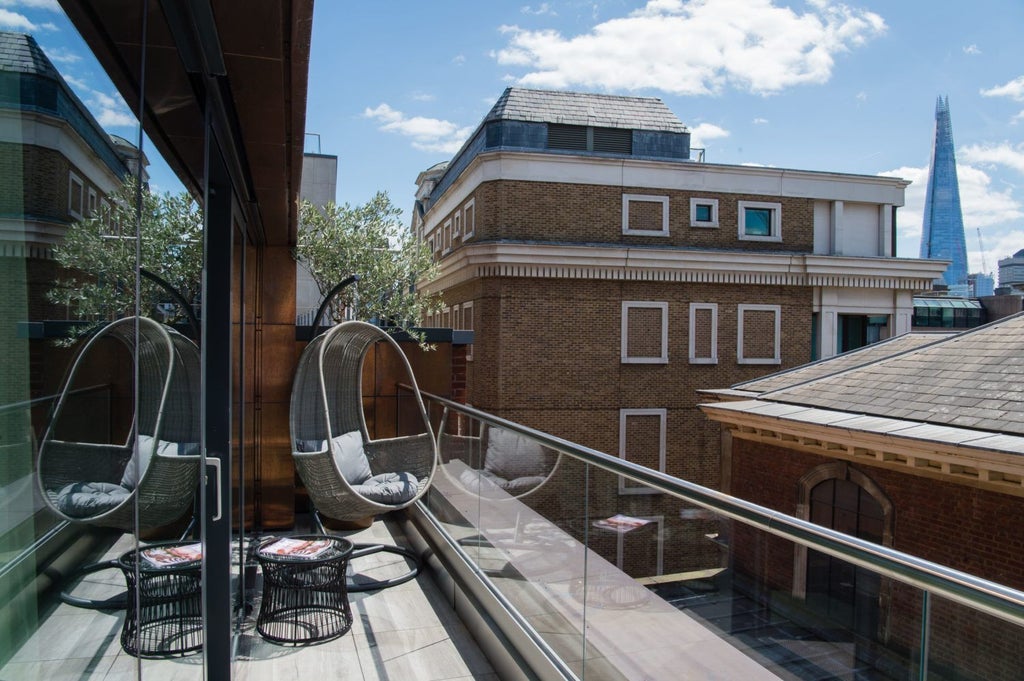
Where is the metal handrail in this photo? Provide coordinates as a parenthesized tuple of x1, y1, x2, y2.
(420, 389, 1024, 630)
(0, 384, 109, 416)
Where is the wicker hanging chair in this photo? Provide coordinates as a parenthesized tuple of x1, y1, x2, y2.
(290, 320, 438, 524)
(438, 413, 561, 502)
(36, 316, 202, 531)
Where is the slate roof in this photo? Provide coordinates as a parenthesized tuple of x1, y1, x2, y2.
(483, 87, 687, 133)
(0, 32, 60, 79)
(734, 331, 957, 394)
(756, 313, 1024, 436)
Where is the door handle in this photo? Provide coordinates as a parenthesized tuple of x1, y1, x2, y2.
(206, 457, 223, 522)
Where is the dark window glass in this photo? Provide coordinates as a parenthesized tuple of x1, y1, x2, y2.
(694, 203, 712, 222)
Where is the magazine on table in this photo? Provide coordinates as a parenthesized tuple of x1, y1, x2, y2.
(592, 514, 654, 534)
(141, 542, 203, 567)
(260, 537, 333, 559)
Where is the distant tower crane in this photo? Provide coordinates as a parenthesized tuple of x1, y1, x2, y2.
(977, 227, 989, 274)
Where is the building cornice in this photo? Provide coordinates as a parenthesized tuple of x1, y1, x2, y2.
(700, 400, 1024, 498)
(419, 242, 949, 294)
(423, 150, 911, 230)
(0, 109, 124, 193)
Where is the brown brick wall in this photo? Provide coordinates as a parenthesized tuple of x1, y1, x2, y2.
(441, 278, 812, 489)
(0, 143, 103, 224)
(429, 180, 815, 253)
(730, 438, 1024, 681)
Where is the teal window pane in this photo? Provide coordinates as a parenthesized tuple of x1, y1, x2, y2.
(694, 204, 712, 222)
(744, 207, 772, 236)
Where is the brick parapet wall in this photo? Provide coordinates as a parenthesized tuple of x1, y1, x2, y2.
(426, 180, 815, 256)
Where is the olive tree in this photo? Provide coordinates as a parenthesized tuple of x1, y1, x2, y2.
(48, 179, 203, 336)
(296, 191, 442, 342)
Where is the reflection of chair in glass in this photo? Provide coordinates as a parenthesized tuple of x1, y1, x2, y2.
(439, 420, 560, 501)
(290, 321, 437, 589)
(36, 316, 202, 531)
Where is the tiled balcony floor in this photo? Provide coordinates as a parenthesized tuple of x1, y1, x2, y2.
(2, 516, 497, 681)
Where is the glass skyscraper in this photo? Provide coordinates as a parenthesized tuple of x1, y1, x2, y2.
(919, 96, 968, 287)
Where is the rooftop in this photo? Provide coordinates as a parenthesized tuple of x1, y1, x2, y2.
(0, 31, 60, 79)
(483, 86, 687, 132)
(755, 313, 1024, 435)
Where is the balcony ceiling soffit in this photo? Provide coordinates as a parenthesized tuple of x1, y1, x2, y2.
(59, 0, 311, 246)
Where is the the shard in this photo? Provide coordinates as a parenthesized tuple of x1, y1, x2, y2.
(919, 96, 968, 287)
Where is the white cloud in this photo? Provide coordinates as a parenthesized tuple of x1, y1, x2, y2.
(753, 117, 769, 125)
(521, 3, 556, 15)
(963, 44, 981, 55)
(0, 0, 61, 10)
(0, 8, 37, 30)
(58, 70, 136, 130)
(452, 54, 466, 66)
(856, 91, 868, 101)
(881, 163, 1024, 270)
(44, 46, 81, 64)
(363, 103, 474, 154)
(493, 0, 886, 96)
(410, 92, 435, 102)
(689, 122, 729, 148)
(981, 76, 1024, 101)
(961, 142, 1024, 174)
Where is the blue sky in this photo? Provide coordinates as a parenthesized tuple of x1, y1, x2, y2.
(5, 0, 1023, 277)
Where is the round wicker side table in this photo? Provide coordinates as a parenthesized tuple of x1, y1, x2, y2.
(118, 542, 203, 657)
(255, 535, 354, 644)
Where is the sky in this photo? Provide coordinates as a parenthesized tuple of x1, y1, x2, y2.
(4, 0, 1023, 278)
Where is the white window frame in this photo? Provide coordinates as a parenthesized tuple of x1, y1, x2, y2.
(443, 219, 452, 253)
(737, 303, 782, 365)
(611, 514, 664, 575)
(738, 200, 782, 242)
(462, 300, 474, 361)
(463, 199, 475, 240)
(87, 188, 98, 216)
(618, 408, 667, 495)
(622, 194, 670, 236)
(621, 301, 669, 364)
(68, 172, 84, 219)
(689, 197, 719, 228)
(688, 302, 718, 364)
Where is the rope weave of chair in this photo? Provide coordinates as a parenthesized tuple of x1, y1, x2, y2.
(290, 321, 437, 522)
(36, 317, 202, 530)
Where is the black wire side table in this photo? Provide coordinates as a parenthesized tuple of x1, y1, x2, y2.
(118, 542, 203, 657)
(255, 535, 354, 644)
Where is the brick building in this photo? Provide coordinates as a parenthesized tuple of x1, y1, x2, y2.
(700, 314, 1024, 680)
(1, 32, 139, 409)
(413, 87, 947, 495)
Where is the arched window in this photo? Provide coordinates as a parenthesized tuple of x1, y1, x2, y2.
(794, 463, 893, 639)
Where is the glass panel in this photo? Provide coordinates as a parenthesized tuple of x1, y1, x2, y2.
(0, 3, 212, 677)
(694, 204, 712, 222)
(929, 594, 1024, 681)
(744, 207, 772, 236)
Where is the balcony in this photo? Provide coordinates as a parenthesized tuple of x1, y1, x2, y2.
(4, 389, 1023, 680)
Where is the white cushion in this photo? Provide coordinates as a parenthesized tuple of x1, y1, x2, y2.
(120, 435, 155, 489)
(121, 436, 200, 489)
(484, 427, 553, 481)
(331, 431, 372, 484)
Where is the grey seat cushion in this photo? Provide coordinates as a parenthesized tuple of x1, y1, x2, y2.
(352, 472, 418, 505)
(331, 431, 373, 484)
(56, 481, 131, 518)
(484, 427, 555, 481)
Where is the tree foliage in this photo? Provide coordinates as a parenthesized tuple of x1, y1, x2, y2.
(48, 179, 203, 334)
(296, 191, 442, 341)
